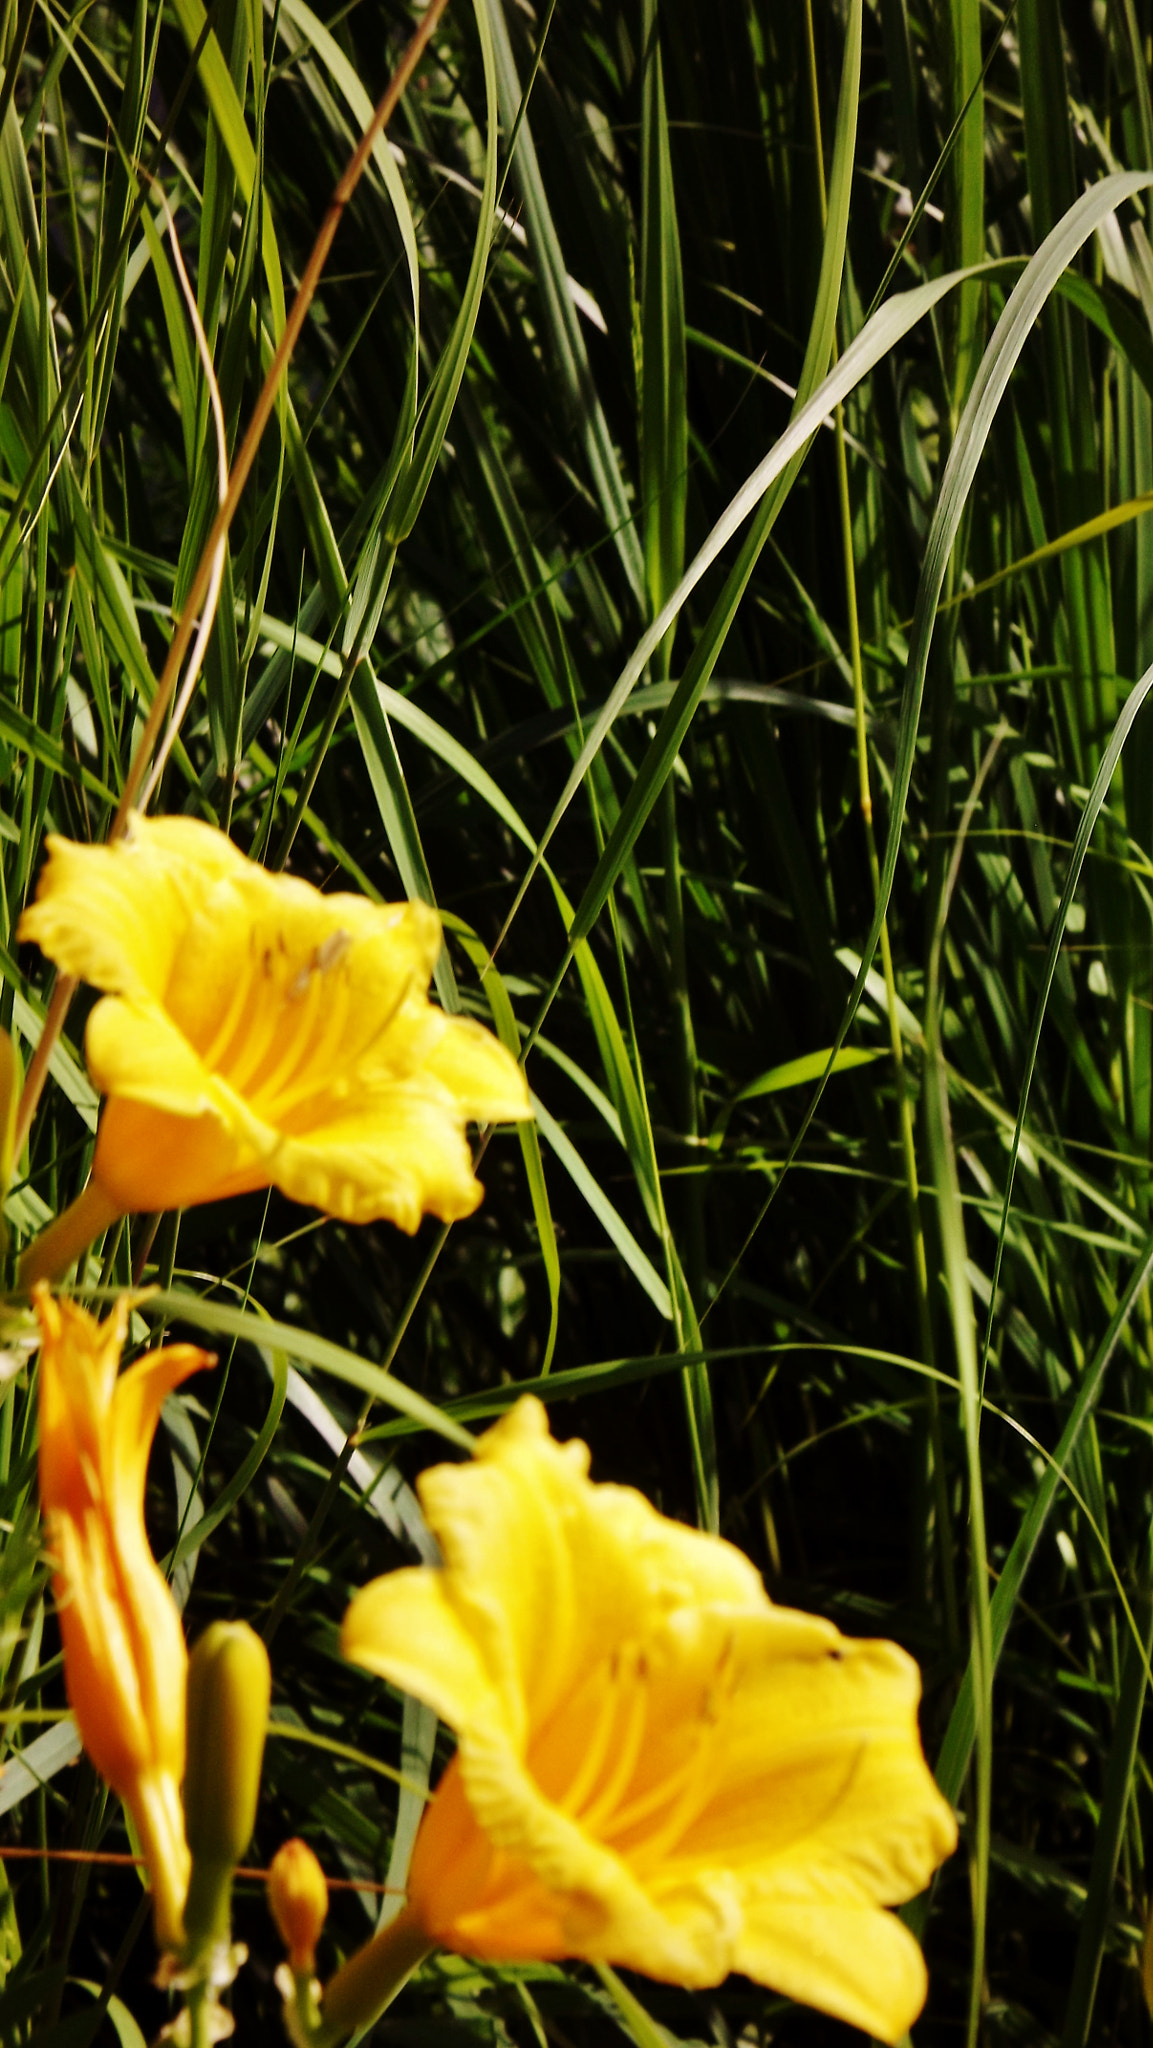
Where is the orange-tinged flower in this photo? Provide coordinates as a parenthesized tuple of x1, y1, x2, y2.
(268, 1838, 329, 1975)
(341, 1398, 957, 2044)
(34, 1284, 214, 1950)
(18, 815, 530, 1247)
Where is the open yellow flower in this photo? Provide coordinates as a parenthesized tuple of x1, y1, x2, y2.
(18, 815, 531, 1275)
(34, 1284, 213, 1950)
(341, 1398, 957, 2044)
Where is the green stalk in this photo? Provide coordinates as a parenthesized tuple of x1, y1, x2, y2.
(818, 0, 960, 1659)
(18, 1178, 121, 1290)
(313, 1905, 432, 2048)
(1060, 1564, 1153, 2047)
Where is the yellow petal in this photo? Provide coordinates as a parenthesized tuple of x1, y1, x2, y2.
(37, 1290, 127, 1509)
(121, 812, 251, 880)
(106, 1340, 213, 1554)
(33, 1287, 210, 1944)
(673, 1625, 957, 1894)
(106, 1343, 215, 1783)
(415, 1398, 767, 1741)
(131, 1767, 192, 1955)
(85, 996, 217, 1116)
(342, 1569, 500, 1732)
(420, 1014, 532, 1123)
(268, 1090, 490, 1229)
(733, 1899, 930, 2044)
(17, 829, 193, 998)
(161, 875, 439, 1074)
(52, 1510, 154, 1787)
(410, 1745, 740, 1986)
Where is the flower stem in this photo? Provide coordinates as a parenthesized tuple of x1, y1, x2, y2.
(313, 1904, 432, 2048)
(187, 1977, 212, 2048)
(19, 1178, 122, 1288)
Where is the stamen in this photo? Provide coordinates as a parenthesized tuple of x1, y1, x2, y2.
(286, 929, 351, 1001)
(197, 967, 258, 1072)
(552, 1654, 626, 1818)
(249, 970, 338, 1113)
(264, 971, 416, 1120)
(260, 973, 358, 1118)
(614, 1723, 716, 1867)
(598, 1733, 706, 1845)
(316, 930, 352, 974)
(575, 1650, 650, 1832)
(224, 972, 319, 1095)
(604, 1634, 736, 1860)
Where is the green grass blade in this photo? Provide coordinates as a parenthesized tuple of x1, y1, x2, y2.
(487, 0, 644, 601)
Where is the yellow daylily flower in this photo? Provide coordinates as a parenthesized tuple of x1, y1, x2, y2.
(18, 815, 531, 1274)
(34, 1284, 214, 1950)
(341, 1398, 957, 2045)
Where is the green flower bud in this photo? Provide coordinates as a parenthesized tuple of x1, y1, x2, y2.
(185, 1621, 271, 1863)
(183, 1622, 271, 1953)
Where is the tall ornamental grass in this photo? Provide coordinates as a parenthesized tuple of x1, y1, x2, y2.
(2, 0, 1153, 2041)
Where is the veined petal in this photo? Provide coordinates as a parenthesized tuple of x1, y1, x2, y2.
(131, 1767, 192, 1956)
(413, 1745, 741, 1987)
(18, 831, 191, 998)
(733, 1899, 930, 2045)
(106, 1342, 215, 1785)
(342, 1569, 500, 1732)
(415, 1411, 588, 1742)
(672, 1625, 957, 1895)
(38, 1292, 127, 1512)
(162, 877, 439, 1072)
(51, 1511, 154, 1789)
(268, 1093, 495, 1230)
(418, 1014, 532, 1123)
(415, 1399, 767, 1739)
(106, 1343, 216, 1526)
(85, 996, 217, 1116)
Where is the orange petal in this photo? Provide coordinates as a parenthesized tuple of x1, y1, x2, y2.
(92, 1099, 266, 1212)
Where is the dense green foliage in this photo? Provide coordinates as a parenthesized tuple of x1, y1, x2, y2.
(6, 0, 1153, 2041)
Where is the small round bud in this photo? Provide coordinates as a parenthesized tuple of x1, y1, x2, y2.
(268, 1838, 328, 1975)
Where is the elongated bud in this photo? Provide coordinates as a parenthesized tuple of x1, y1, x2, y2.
(183, 1622, 271, 1952)
(269, 1838, 328, 1975)
(185, 1622, 271, 1863)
